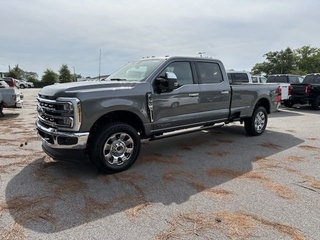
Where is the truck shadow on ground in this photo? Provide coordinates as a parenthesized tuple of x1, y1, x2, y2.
(4, 125, 304, 233)
(0, 113, 20, 119)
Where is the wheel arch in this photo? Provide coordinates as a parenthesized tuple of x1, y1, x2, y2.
(254, 97, 271, 113)
(88, 110, 146, 143)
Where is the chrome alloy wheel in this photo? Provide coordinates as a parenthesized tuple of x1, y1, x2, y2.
(103, 132, 134, 166)
(254, 111, 266, 133)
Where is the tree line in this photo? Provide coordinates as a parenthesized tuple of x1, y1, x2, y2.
(4, 64, 81, 84)
(251, 45, 320, 76)
(4, 45, 320, 84)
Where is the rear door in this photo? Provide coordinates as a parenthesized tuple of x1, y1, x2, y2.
(196, 61, 231, 122)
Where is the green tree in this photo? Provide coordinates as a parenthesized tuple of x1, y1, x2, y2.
(59, 64, 72, 83)
(24, 71, 39, 81)
(5, 64, 24, 79)
(252, 47, 295, 76)
(295, 46, 320, 74)
(42, 69, 58, 84)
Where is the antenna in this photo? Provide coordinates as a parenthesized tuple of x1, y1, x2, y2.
(99, 49, 101, 81)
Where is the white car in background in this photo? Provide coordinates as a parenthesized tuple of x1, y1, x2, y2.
(26, 81, 34, 87)
(14, 79, 29, 89)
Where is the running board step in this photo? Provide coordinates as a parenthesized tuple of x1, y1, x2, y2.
(149, 123, 224, 141)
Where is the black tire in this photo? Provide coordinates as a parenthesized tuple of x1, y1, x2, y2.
(311, 95, 320, 110)
(89, 122, 141, 174)
(244, 106, 268, 136)
(20, 84, 25, 89)
(283, 100, 294, 108)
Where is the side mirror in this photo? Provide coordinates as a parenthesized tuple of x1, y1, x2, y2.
(156, 72, 178, 93)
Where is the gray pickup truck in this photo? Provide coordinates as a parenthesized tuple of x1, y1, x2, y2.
(36, 56, 279, 173)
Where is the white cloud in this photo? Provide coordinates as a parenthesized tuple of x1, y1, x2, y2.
(1, 0, 319, 78)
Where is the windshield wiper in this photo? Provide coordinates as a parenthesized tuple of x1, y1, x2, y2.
(110, 78, 126, 81)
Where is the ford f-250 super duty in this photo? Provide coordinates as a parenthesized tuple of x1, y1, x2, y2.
(36, 56, 279, 173)
(289, 73, 320, 110)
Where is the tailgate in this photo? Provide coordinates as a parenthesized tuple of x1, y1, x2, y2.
(291, 84, 309, 95)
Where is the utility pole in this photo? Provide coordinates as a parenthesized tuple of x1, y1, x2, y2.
(72, 66, 76, 82)
(99, 49, 101, 81)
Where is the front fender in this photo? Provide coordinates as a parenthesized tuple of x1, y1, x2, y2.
(80, 98, 149, 131)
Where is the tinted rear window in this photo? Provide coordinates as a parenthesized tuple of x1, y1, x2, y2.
(267, 76, 287, 83)
(303, 75, 320, 84)
(233, 73, 249, 83)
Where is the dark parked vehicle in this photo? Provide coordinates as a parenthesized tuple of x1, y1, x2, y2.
(267, 74, 304, 84)
(267, 74, 304, 107)
(36, 56, 280, 173)
(289, 73, 320, 110)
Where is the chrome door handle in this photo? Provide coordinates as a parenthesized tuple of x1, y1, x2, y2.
(189, 93, 199, 97)
(221, 90, 229, 95)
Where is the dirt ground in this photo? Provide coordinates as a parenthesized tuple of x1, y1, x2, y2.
(0, 88, 319, 240)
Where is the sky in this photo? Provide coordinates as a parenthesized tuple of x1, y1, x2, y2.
(1, 0, 319, 79)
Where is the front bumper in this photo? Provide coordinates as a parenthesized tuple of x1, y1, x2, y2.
(36, 120, 89, 150)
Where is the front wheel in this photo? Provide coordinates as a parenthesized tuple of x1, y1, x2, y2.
(20, 84, 25, 89)
(311, 95, 320, 110)
(244, 106, 268, 136)
(89, 122, 141, 174)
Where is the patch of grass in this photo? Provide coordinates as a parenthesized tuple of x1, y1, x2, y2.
(285, 156, 304, 162)
(252, 155, 266, 161)
(216, 139, 233, 143)
(157, 211, 305, 240)
(205, 151, 229, 157)
(162, 170, 194, 182)
(125, 202, 151, 220)
(263, 183, 295, 199)
(240, 171, 270, 181)
(0, 195, 57, 225)
(139, 153, 181, 165)
(298, 145, 319, 151)
(81, 194, 127, 222)
(0, 222, 26, 240)
(260, 142, 281, 149)
(206, 168, 243, 178)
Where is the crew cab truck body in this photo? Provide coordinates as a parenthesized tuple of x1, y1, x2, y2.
(36, 56, 279, 173)
(289, 73, 320, 110)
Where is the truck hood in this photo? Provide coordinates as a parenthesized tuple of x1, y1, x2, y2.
(39, 81, 137, 98)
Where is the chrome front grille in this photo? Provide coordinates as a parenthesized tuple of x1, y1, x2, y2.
(37, 96, 82, 131)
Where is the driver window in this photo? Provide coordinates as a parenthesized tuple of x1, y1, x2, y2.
(159, 62, 193, 86)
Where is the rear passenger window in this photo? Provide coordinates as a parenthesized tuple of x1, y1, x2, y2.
(198, 62, 223, 83)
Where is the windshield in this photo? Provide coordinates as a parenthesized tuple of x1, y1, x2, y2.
(106, 59, 165, 81)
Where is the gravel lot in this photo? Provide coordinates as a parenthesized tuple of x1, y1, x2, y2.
(0, 88, 319, 240)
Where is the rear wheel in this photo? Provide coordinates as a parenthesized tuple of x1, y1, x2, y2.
(283, 100, 294, 108)
(20, 84, 25, 89)
(89, 122, 141, 173)
(244, 106, 268, 136)
(311, 96, 320, 110)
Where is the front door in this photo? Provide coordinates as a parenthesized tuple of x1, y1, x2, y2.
(152, 61, 201, 131)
